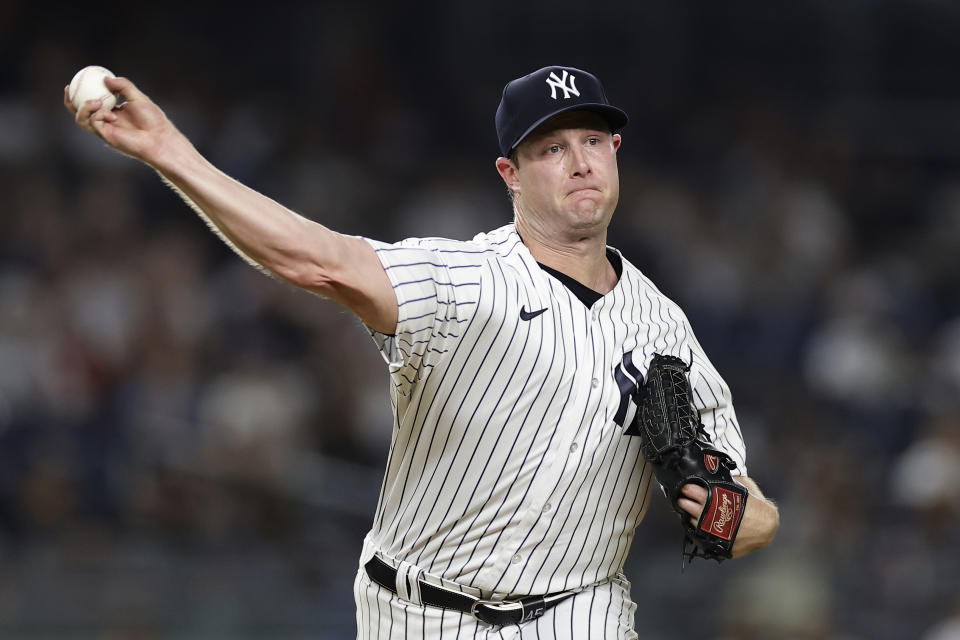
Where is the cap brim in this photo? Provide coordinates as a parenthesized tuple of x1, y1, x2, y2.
(508, 104, 629, 155)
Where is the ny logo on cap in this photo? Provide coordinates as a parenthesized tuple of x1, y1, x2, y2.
(546, 70, 579, 100)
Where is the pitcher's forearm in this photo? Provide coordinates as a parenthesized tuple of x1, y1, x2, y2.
(66, 75, 395, 328)
(151, 133, 339, 288)
(731, 476, 779, 558)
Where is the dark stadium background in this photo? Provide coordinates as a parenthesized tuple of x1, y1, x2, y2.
(2, 1, 959, 637)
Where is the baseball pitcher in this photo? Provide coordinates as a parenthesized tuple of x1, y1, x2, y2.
(67, 64, 779, 639)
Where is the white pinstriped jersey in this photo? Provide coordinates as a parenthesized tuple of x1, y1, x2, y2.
(360, 223, 746, 599)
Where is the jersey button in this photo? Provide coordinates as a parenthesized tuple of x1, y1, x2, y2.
(542, 503, 552, 513)
(591, 378, 599, 388)
(511, 553, 522, 565)
(569, 442, 579, 453)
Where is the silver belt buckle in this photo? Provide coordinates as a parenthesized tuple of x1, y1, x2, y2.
(470, 598, 500, 623)
(470, 598, 523, 625)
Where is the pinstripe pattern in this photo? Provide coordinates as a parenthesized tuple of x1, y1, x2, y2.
(354, 566, 639, 639)
(356, 224, 745, 637)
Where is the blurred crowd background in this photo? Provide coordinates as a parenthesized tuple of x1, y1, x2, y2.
(2, 1, 960, 638)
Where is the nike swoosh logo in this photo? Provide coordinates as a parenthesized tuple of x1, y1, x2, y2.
(520, 306, 548, 321)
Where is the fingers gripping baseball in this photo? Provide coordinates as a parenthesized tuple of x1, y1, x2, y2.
(64, 76, 173, 163)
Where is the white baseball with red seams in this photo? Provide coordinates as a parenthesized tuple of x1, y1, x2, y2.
(68, 66, 117, 111)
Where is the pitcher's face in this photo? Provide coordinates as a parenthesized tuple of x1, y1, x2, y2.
(507, 111, 621, 240)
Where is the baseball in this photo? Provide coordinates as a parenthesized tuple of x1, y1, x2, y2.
(68, 65, 118, 111)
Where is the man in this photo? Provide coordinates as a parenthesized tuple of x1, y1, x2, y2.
(67, 65, 779, 638)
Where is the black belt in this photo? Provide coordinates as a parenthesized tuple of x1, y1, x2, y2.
(364, 556, 575, 626)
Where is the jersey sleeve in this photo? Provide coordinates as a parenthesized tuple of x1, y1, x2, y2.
(362, 237, 482, 396)
(685, 332, 748, 476)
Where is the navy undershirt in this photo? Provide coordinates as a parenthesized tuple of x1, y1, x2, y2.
(537, 248, 623, 308)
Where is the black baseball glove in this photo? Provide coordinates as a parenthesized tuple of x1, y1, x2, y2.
(627, 353, 748, 563)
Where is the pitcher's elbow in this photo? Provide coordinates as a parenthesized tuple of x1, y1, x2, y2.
(273, 261, 337, 295)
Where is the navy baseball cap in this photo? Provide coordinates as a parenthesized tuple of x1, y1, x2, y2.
(495, 66, 629, 157)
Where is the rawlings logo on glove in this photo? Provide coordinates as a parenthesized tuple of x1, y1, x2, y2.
(627, 353, 748, 564)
